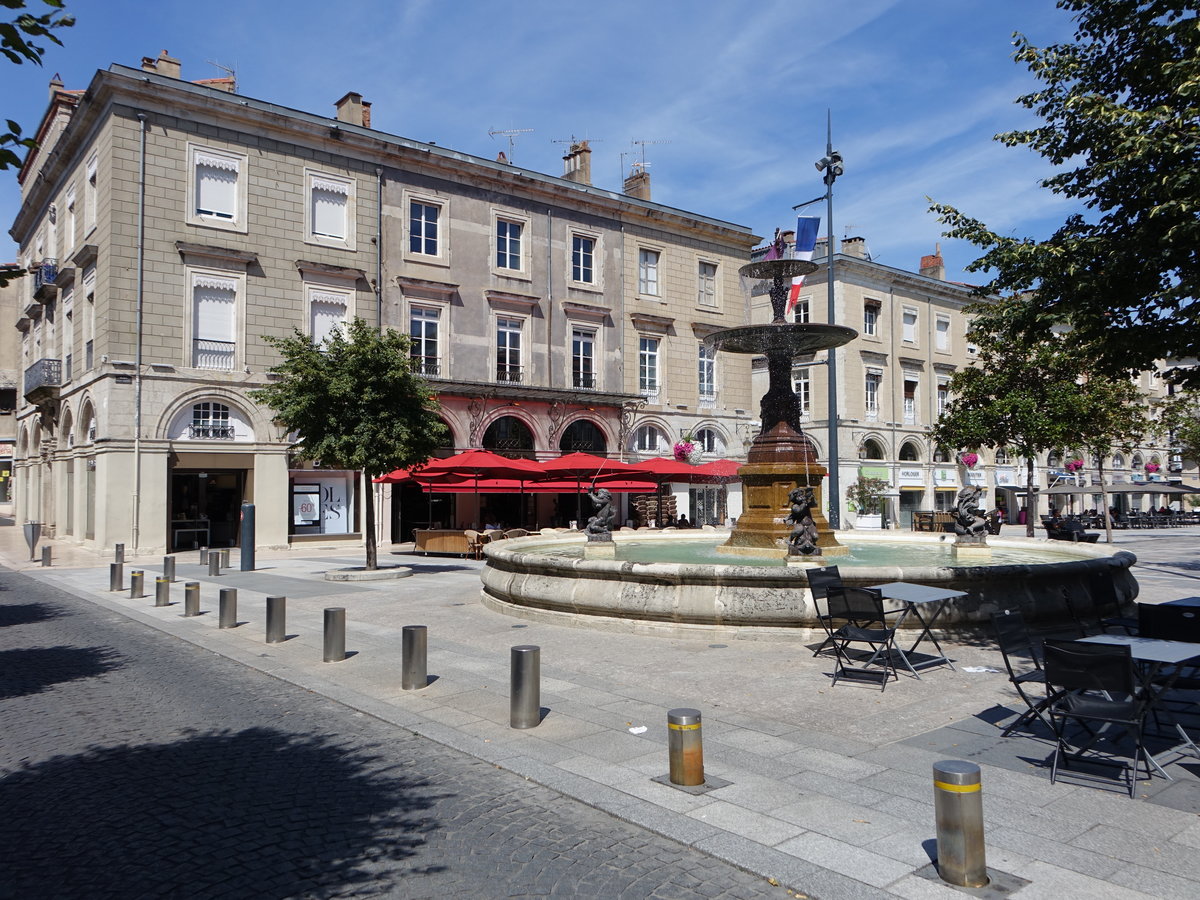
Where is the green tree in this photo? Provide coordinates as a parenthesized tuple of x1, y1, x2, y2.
(1156, 393, 1200, 469)
(931, 1, 1200, 386)
(249, 319, 447, 570)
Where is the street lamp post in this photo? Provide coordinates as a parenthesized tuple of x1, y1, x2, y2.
(815, 114, 844, 528)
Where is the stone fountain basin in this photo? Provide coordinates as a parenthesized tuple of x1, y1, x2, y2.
(479, 530, 1137, 638)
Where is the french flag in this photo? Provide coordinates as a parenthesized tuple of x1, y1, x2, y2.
(787, 216, 821, 316)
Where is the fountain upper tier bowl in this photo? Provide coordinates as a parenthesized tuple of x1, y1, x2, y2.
(705, 322, 859, 355)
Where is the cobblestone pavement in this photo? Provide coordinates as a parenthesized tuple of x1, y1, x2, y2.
(0, 567, 789, 899)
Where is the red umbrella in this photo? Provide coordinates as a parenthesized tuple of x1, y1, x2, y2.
(412, 450, 543, 528)
(535, 452, 650, 525)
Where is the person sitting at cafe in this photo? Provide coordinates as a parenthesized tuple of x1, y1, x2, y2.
(677, 514, 690, 529)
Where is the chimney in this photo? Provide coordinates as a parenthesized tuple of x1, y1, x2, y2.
(561, 139, 592, 185)
(48, 72, 63, 103)
(334, 92, 370, 127)
(141, 49, 181, 79)
(920, 243, 946, 280)
(841, 236, 867, 259)
(813, 237, 830, 261)
(623, 166, 651, 200)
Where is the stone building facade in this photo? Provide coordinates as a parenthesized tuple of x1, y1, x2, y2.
(8, 52, 756, 553)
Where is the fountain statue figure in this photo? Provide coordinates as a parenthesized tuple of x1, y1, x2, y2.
(786, 486, 820, 556)
(585, 488, 616, 542)
(953, 485, 989, 545)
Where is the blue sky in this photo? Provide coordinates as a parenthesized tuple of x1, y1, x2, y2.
(3, 0, 1081, 283)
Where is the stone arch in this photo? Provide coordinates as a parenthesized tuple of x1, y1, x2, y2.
(629, 417, 672, 456)
(155, 387, 271, 442)
(60, 404, 75, 449)
(15, 423, 28, 458)
(78, 397, 97, 445)
(858, 437, 887, 460)
(898, 440, 922, 462)
(558, 417, 609, 454)
(692, 423, 729, 456)
(481, 414, 536, 457)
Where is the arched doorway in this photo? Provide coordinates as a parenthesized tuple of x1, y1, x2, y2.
(483, 416, 534, 458)
(481, 415, 535, 527)
(559, 419, 606, 453)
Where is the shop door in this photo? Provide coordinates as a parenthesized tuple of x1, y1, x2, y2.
(170, 469, 245, 550)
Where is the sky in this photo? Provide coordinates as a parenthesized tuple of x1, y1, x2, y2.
(2, 0, 1084, 283)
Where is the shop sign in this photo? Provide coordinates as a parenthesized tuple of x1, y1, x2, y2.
(994, 467, 1016, 486)
(898, 467, 924, 486)
(966, 470, 985, 486)
(933, 468, 956, 485)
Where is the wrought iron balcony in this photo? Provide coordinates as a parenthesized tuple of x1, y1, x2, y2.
(188, 424, 236, 440)
(496, 366, 524, 384)
(411, 358, 441, 377)
(24, 358, 62, 405)
(32, 259, 58, 296)
(572, 372, 596, 389)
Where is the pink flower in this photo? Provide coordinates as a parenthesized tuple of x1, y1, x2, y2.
(1145, 462, 1160, 473)
(960, 452, 978, 468)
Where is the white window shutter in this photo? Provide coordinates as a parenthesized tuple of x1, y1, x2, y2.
(310, 294, 347, 344)
(312, 188, 347, 238)
(196, 164, 237, 217)
(193, 281, 236, 341)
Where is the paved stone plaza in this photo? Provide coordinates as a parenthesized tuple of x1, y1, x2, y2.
(3, 525, 1200, 898)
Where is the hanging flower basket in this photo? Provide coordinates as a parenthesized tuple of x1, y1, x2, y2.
(1065, 459, 1084, 473)
(673, 435, 703, 465)
(1145, 462, 1160, 473)
(959, 452, 978, 469)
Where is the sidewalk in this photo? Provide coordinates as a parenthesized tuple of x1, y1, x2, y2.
(5, 526, 1200, 899)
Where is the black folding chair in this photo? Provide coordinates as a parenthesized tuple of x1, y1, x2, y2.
(826, 586, 902, 690)
(992, 610, 1058, 736)
(806, 566, 842, 657)
(1139, 603, 1200, 643)
(1043, 639, 1153, 798)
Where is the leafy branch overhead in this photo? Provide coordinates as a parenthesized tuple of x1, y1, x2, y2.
(1, 0, 74, 168)
(930, 0, 1200, 385)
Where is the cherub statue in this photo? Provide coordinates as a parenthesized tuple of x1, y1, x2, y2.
(585, 488, 616, 540)
(785, 485, 820, 556)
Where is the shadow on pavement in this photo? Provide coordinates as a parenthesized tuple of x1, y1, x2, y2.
(0, 645, 124, 699)
(0, 727, 449, 897)
(0, 602, 69, 628)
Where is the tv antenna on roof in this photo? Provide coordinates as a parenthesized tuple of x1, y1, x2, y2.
(204, 59, 238, 93)
(489, 127, 533, 163)
(631, 138, 670, 167)
(552, 134, 602, 147)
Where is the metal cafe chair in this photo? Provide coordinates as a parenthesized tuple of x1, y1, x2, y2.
(992, 609, 1060, 736)
(806, 565, 842, 658)
(1043, 639, 1153, 798)
(826, 586, 901, 690)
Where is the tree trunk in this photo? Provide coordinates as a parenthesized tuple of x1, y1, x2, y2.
(1098, 461, 1114, 544)
(1025, 457, 1037, 538)
(364, 471, 377, 570)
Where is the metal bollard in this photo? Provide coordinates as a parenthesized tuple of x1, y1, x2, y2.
(510, 645, 541, 729)
(401, 625, 428, 690)
(208, 552, 221, 576)
(266, 596, 286, 643)
(220, 548, 230, 569)
(184, 582, 200, 617)
(40, 545, 51, 567)
(219, 588, 238, 629)
(109, 562, 124, 592)
(155, 576, 170, 607)
(163, 556, 176, 583)
(129, 570, 144, 599)
(933, 760, 988, 888)
(199, 546, 208, 565)
(667, 708, 705, 786)
(114, 543, 125, 564)
(324, 608, 346, 662)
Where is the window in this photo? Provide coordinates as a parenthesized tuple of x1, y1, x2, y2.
(865, 370, 881, 417)
(83, 265, 95, 370)
(933, 446, 951, 463)
(572, 235, 596, 284)
(188, 145, 246, 231)
(308, 287, 348, 345)
(902, 309, 917, 343)
(794, 369, 811, 417)
(937, 379, 949, 416)
(496, 218, 523, 271)
(572, 328, 595, 388)
(635, 425, 665, 453)
(191, 273, 237, 370)
(936, 316, 950, 350)
(496, 316, 523, 382)
(190, 402, 234, 440)
(638, 249, 660, 296)
(995, 447, 1012, 465)
(698, 342, 715, 401)
(62, 285, 73, 382)
(410, 200, 440, 256)
(697, 261, 717, 307)
(308, 172, 353, 244)
(1111, 452, 1125, 469)
(792, 295, 810, 324)
(639, 337, 660, 395)
(64, 185, 76, 252)
(84, 154, 97, 234)
(694, 428, 723, 454)
(410, 306, 441, 376)
(903, 377, 918, 423)
(863, 301, 879, 336)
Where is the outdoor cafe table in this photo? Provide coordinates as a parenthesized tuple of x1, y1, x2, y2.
(865, 582, 966, 676)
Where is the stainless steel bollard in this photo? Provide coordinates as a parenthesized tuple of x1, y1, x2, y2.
(155, 576, 170, 607)
(510, 645, 541, 729)
(184, 582, 200, 617)
(208, 552, 221, 576)
(934, 760, 988, 888)
(163, 556, 176, 583)
(220, 548, 230, 568)
(324, 608, 346, 662)
(129, 570, 144, 599)
(199, 546, 208, 565)
(667, 708, 705, 786)
(109, 562, 123, 592)
(114, 543, 125, 563)
(219, 588, 237, 629)
(401, 625, 428, 690)
(40, 545, 51, 567)
(266, 596, 286, 643)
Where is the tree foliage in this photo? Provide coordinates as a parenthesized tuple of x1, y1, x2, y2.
(931, 1, 1200, 386)
(1, 0, 74, 170)
(249, 319, 447, 568)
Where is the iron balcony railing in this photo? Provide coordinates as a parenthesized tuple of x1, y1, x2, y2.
(496, 366, 524, 384)
(572, 372, 596, 389)
(32, 259, 58, 294)
(24, 358, 62, 396)
(411, 358, 441, 377)
(188, 423, 236, 440)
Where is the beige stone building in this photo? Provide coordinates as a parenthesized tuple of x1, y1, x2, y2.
(8, 52, 756, 553)
(0, 271, 18, 512)
(750, 234, 1185, 528)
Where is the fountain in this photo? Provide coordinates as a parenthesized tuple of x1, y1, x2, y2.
(476, 238, 1138, 636)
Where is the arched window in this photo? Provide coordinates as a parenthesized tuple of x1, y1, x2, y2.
(482, 415, 534, 456)
(1131, 453, 1144, 469)
(1047, 450, 1062, 468)
(693, 428, 725, 455)
(994, 447, 1011, 465)
(932, 446, 951, 463)
(634, 425, 666, 454)
(191, 402, 234, 439)
(859, 439, 885, 460)
(61, 410, 75, 449)
(1112, 452, 1125, 469)
(898, 441, 921, 462)
(560, 419, 606, 453)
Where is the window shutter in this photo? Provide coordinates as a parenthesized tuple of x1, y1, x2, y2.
(312, 178, 349, 238)
(196, 163, 237, 218)
(193, 278, 236, 341)
(310, 293, 347, 344)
